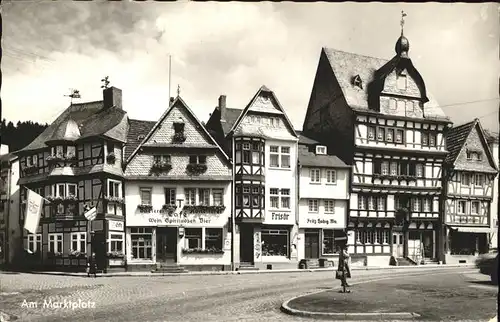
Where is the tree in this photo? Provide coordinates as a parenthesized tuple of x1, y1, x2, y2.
(0, 120, 48, 152)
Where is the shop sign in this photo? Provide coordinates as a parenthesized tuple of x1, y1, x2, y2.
(128, 210, 227, 228)
(263, 211, 294, 225)
(299, 213, 345, 229)
(108, 220, 124, 231)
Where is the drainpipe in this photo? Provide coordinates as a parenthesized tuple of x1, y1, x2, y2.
(6, 161, 12, 265)
(231, 136, 236, 271)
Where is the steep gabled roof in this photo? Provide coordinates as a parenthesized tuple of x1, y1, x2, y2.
(124, 119, 156, 161)
(221, 108, 243, 135)
(321, 47, 448, 121)
(296, 130, 320, 146)
(126, 96, 230, 164)
(298, 148, 350, 169)
(19, 101, 127, 153)
(445, 118, 498, 171)
(228, 85, 298, 139)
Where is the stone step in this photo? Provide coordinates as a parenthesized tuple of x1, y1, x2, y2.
(152, 264, 189, 273)
(396, 257, 417, 266)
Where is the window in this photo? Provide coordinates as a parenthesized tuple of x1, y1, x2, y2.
(377, 128, 385, 141)
(461, 173, 470, 186)
(67, 146, 76, 158)
(270, 146, 290, 168)
(71, 232, 86, 253)
(26, 234, 41, 253)
(397, 73, 407, 90)
(205, 228, 223, 250)
(56, 145, 64, 157)
(154, 155, 171, 164)
(358, 195, 367, 210)
(381, 161, 389, 175)
(322, 230, 345, 254)
(386, 129, 394, 142)
(261, 229, 288, 256)
(185, 228, 202, 249)
(316, 146, 327, 155)
(416, 164, 424, 177)
(474, 174, 484, 186)
(57, 183, 66, 197)
(164, 188, 176, 205)
(457, 201, 466, 214)
(308, 199, 319, 212)
(189, 155, 207, 164)
(467, 151, 482, 161)
(107, 142, 115, 155)
(108, 233, 124, 252)
(270, 188, 279, 208)
(422, 132, 437, 147)
(324, 200, 335, 213)
(423, 198, 432, 212)
(395, 130, 404, 143)
(390, 162, 398, 176)
(108, 179, 121, 198)
(471, 201, 480, 214)
(326, 170, 336, 184)
(412, 198, 421, 212)
(310, 169, 320, 183)
(48, 233, 63, 253)
(185, 188, 196, 205)
(131, 228, 153, 260)
(368, 126, 376, 140)
(242, 143, 251, 164)
(212, 188, 223, 206)
(368, 196, 376, 210)
(198, 188, 210, 205)
(140, 188, 152, 205)
(377, 197, 386, 210)
(281, 189, 290, 209)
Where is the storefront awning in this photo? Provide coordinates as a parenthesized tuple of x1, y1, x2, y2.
(452, 227, 494, 234)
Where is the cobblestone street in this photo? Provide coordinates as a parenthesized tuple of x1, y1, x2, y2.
(1, 267, 492, 321)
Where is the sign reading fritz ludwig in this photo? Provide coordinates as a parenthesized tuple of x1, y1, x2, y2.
(299, 213, 345, 229)
(127, 207, 228, 227)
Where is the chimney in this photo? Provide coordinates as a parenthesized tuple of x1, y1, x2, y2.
(218, 95, 227, 121)
(103, 86, 122, 109)
(170, 97, 175, 104)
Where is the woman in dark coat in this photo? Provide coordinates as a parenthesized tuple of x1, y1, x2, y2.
(87, 252, 97, 278)
(336, 244, 351, 292)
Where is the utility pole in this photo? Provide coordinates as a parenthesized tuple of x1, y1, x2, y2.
(169, 55, 172, 104)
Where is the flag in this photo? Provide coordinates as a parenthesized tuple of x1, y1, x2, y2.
(24, 189, 44, 234)
(84, 206, 97, 221)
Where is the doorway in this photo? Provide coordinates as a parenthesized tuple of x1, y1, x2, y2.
(304, 230, 320, 259)
(239, 225, 254, 264)
(156, 227, 177, 263)
(392, 232, 404, 258)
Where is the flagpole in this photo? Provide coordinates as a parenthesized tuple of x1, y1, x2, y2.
(25, 186, 51, 203)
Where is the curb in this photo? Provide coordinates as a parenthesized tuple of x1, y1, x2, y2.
(1, 263, 475, 278)
(280, 269, 472, 320)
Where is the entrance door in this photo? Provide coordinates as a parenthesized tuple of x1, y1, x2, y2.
(304, 230, 320, 259)
(422, 231, 433, 259)
(91, 231, 107, 271)
(239, 225, 254, 264)
(156, 227, 177, 263)
(392, 232, 404, 257)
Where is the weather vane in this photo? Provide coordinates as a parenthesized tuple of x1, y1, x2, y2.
(400, 10, 407, 36)
(101, 76, 110, 89)
(64, 88, 81, 105)
(177, 84, 180, 96)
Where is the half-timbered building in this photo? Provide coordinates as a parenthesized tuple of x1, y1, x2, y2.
(296, 133, 350, 263)
(124, 96, 232, 272)
(206, 86, 299, 270)
(15, 86, 128, 272)
(302, 25, 451, 266)
(443, 119, 498, 263)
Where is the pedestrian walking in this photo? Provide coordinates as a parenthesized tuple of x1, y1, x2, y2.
(336, 243, 351, 293)
(87, 252, 97, 278)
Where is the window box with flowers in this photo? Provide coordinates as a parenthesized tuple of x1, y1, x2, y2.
(186, 163, 208, 175)
(172, 132, 186, 144)
(181, 247, 224, 255)
(182, 205, 226, 214)
(137, 204, 153, 212)
(162, 204, 177, 214)
(373, 174, 417, 182)
(105, 196, 124, 204)
(47, 251, 63, 259)
(107, 251, 125, 259)
(150, 161, 172, 175)
(46, 154, 77, 164)
(69, 250, 87, 259)
(46, 195, 78, 204)
(106, 152, 116, 165)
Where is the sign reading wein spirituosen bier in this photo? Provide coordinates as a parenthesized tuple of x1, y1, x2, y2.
(127, 208, 227, 228)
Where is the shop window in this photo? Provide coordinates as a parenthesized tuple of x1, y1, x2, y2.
(184, 188, 196, 205)
(164, 188, 177, 205)
(212, 188, 223, 206)
(326, 170, 336, 184)
(185, 228, 202, 249)
(324, 200, 335, 213)
(131, 228, 153, 260)
(140, 188, 152, 205)
(205, 228, 223, 250)
(108, 233, 124, 253)
(48, 233, 63, 253)
(108, 179, 122, 198)
(26, 234, 41, 253)
(198, 188, 210, 205)
(322, 230, 345, 255)
(71, 232, 86, 253)
(308, 199, 319, 213)
(310, 169, 320, 183)
(261, 229, 288, 257)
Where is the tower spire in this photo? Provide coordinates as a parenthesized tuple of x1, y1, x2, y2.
(400, 10, 407, 36)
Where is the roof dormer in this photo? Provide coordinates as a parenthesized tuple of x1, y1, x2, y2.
(315, 145, 327, 155)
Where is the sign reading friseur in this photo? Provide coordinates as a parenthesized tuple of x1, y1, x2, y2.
(127, 208, 228, 227)
(298, 213, 345, 229)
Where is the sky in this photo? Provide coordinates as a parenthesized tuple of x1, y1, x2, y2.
(2, 2, 499, 132)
